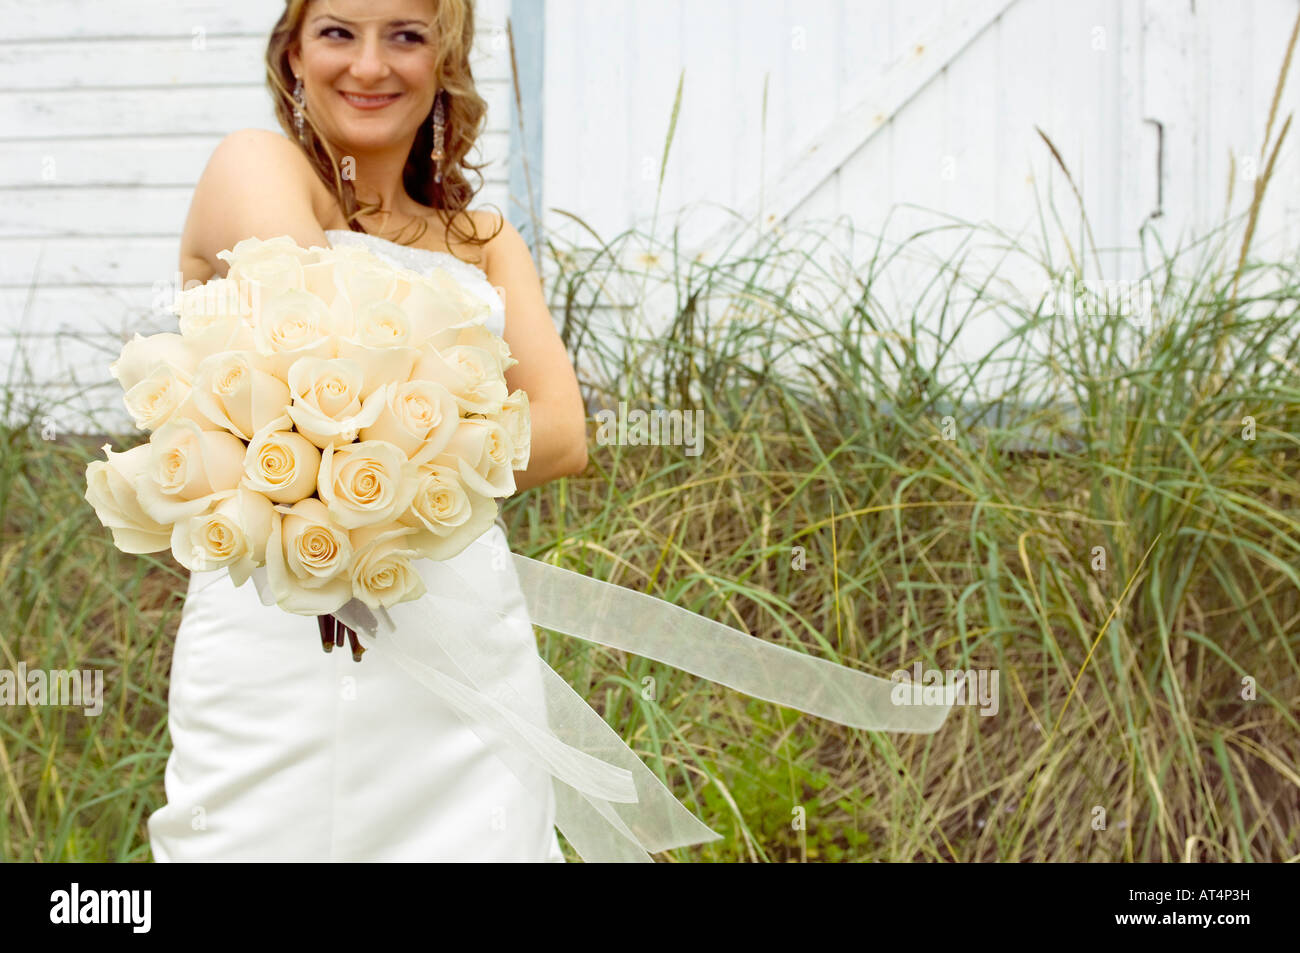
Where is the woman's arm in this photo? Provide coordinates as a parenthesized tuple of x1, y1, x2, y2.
(179, 128, 329, 282)
(484, 216, 588, 492)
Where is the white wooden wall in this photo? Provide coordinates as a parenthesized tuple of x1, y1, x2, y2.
(542, 0, 1299, 257)
(3, 0, 1298, 431)
(542, 0, 1300, 393)
(0, 0, 514, 434)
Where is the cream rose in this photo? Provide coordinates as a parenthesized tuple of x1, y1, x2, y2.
(317, 439, 421, 529)
(313, 243, 379, 307)
(352, 298, 413, 347)
(135, 417, 247, 524)
(252, 288, 339, 380)
(426, 324, 517, 375)
(122, 363, 218, 433)
(393, 268, 489, 345)
(216, 235, 316, 295)
(361, 379, 460, 462)
(398, 462, 499, 560)
(488, 389, 531, 470)
(263, 505, 351, 614)
(186, 314, 259, 362)
(84, 443, 172, 553)
(349, 522, 426, 609)
(262, 497, 354, 613)
(302, 257, 341, 307)
(169, 487, 273, 583)
(109, 332, 199, 393)
(178, 306, 258, 361)
(191, 351, 291, 441)
(410, 343, 508, 415)
(240, 414, 321, 504)
(335, 299, 421, 399)
(333, 250, 399, 311)
(437, 418, 517, 497)
(285, 357, 387, 449)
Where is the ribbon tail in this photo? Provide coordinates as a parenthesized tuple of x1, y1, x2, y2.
(530, 658, 724, 857)
(502, 547, 955, 734)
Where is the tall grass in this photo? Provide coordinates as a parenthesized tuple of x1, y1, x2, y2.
(0, 395, 179, 861)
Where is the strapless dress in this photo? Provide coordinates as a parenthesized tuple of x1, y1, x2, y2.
(147, 229, 565, 861)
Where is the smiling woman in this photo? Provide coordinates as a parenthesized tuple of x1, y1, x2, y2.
(266, 0, 497, 251)
(149, 0, 584, 863)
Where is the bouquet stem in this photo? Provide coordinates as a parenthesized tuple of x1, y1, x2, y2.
(317, 613, 365, 662)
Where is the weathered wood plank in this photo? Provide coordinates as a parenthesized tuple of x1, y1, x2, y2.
(0, 130, 511, 188)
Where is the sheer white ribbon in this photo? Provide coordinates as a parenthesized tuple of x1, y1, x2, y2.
(250, 534, 955, 862)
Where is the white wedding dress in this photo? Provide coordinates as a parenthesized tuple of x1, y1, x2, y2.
(148, 230, 565, 862)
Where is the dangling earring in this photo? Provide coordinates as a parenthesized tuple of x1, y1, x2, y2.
(292, 76, 307, 142)
(430, 90, 446, 184)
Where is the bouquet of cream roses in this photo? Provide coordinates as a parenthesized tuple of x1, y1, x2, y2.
(84, 236, 530, 659)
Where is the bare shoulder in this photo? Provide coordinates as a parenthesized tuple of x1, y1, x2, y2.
(472, 208, 506, 237)
(476, 211, 531, 282)
(180, 128, 331, 281)
(211, 127, 305, 164)
(198, 128, 325, 206)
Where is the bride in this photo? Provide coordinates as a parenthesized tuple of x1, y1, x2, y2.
(148, 0, 584, 861)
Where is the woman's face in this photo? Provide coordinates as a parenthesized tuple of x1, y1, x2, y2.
(289, 0, 439, 155)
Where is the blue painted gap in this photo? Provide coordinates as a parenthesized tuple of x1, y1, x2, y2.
(507, 0, 545, 250)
